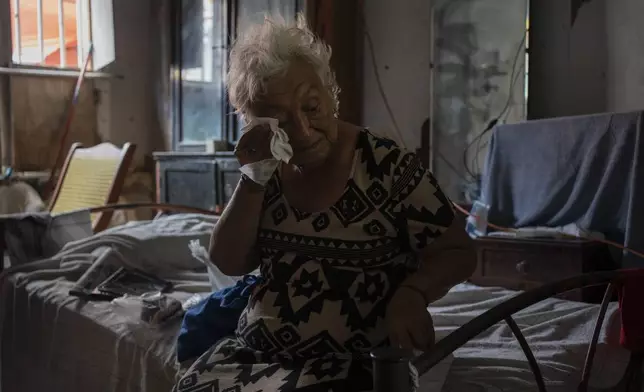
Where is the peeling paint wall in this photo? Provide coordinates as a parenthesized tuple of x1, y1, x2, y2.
(362, 0, 528, 201)
(10, 0, 168, 172)
(4, 0, 171, 220)
(361, 0, 642, 202)
(11, 77, 100, 170)
(431, 0, 527, 200)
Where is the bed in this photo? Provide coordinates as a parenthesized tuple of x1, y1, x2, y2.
(0, 213, 636, 392)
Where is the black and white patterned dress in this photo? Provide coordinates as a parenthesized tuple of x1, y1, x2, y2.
(175, 130, 455, 392)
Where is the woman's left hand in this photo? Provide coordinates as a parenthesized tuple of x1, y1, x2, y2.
(385, 286, 435, 351)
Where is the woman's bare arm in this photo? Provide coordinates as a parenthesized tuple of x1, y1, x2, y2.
(211, 123, 274, 276)
(402, 214, 477, 303)
(209, 178, 265, 276)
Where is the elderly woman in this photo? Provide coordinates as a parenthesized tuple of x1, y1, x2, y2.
(175, 15, 476, 392)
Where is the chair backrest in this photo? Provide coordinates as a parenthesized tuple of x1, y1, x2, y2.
(48, 142, 136, 232)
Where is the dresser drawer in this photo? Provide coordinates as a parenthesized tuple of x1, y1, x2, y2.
(471, 237, 615, 303)
(479, 248, 582, 283)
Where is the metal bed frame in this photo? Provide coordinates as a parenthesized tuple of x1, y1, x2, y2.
(372, 268, 644, 392)
(70, 206, 644, 391)
(3, 203, 642, 391)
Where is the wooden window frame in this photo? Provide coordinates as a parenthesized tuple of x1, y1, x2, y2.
(169, 0, 361, 152)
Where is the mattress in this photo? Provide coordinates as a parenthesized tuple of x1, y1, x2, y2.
(1, 278, 630, 392)
(0, 214, 633, 392)
(0, 271, 194, 392)
(0, 213, 218, 392)
(433, 283, 630, 392)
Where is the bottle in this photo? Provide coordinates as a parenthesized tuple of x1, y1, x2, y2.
(465, 200, 490, 238)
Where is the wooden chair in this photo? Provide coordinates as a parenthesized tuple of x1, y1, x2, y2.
(47, 142, 136, 232)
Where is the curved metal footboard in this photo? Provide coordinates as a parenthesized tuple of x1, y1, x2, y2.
(371, 268, 644, 392)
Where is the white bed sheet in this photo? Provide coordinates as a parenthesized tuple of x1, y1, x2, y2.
(2, 278, 631, 392)
(0, 214, 218, 392)
(0, 213, 635, 392)
(430, 283, 631, 392)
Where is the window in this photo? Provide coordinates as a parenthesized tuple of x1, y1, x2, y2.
(171, 0, 303, 151)
(9, 0, 115, 70)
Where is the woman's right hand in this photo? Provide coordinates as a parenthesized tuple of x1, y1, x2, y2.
(235, 124, 274, 166)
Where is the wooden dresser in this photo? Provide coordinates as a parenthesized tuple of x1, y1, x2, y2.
(153, 152, 240, 212)
(471, 236, 616, 303)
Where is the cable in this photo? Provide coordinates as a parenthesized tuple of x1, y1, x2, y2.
(464, 34, 526, 178)
(359, 0, 469, 185)
(359, 2, 406, 149)
(471, 60, 526, 175)
(462, 33, 527, 181)
(463, 118, 497, 180)
(451, 202, 644, 260)
(494, 35, 527, 121)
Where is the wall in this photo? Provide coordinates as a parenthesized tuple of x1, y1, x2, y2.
(361, 0, 527, 200)
(430, 0, 527, 200)
(4, 0, 169, 219)
(94, 0, 168, 168)
(606, 0, 644, 112)
(528, 0, 607, 119)
(11, 77, 99, 170)
(10, 0, 167, 170)
(361, 0, 640, 201)
(361, 0, 431, 151)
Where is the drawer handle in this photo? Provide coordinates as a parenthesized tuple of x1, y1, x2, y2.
(516, 260, 529, 274)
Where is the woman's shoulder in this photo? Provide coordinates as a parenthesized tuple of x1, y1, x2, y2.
(357, 128, 400, 150)
(355, 129, 418, 176)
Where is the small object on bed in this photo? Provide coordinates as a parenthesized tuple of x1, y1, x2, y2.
(96, 267, 173, 297)
(69, 247, 120, 298)
(140, 292, 183, 324)
(110, 292, 184, 325)
(69, 289, 119, 301)
(182, 293, 204, 311)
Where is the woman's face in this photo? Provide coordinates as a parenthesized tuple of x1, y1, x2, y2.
(248, 60, 338, 167)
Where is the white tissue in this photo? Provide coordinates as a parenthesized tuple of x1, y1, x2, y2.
(189, 240, 241, 291)
(238, 117, 293, 186)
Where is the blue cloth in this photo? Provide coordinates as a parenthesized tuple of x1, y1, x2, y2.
(176, 275, 261, 362)
(481, 111, 644, 267)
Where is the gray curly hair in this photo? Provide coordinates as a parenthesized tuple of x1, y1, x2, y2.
(226, 13, 340, 123)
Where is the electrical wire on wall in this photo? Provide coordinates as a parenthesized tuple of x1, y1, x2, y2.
(471, 36, 528, 176)
(358, 1, 406, 149)
(358, 0, 470, 184)
(462, 32, 527, 181)
(360, 0, 529, 193)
